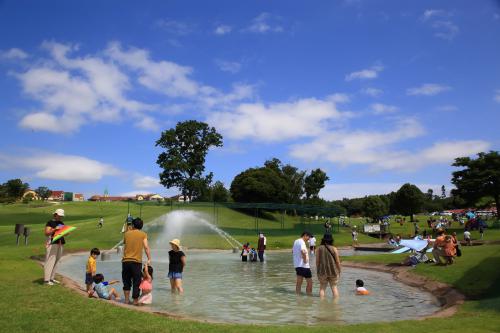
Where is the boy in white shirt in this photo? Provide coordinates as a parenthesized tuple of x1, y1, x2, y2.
(292, 231, 313, 295)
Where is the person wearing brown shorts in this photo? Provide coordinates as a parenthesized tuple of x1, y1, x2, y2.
(316, 233, 341, 298)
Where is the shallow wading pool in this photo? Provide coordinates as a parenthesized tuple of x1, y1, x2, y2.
(59, 249, 440, 325)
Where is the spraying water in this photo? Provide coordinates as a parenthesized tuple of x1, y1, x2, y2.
(144, 210, 242, 249)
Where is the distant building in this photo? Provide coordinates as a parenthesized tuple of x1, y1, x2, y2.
(171, 195, 190, 202)
(143, 194, 163, 201)
(48, 190, 64, 201)
(88, 195, 132, 202)
(73, 193, 85, 201)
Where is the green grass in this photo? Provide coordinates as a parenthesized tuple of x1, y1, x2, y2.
(1, 202, 500, 332)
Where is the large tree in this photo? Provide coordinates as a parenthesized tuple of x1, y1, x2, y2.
(2, 179, 29, 199)
(230, 167, 288, 203)
(392, 183, 425, 221)
(452, 151, 500, 218)
(363, 195, 388, 221)
(211, 181, 230, 202)
(304, 168, 329, 199)
(156, 120, 223, 201)
(35, 186, 52, 201)
(264, 158, 305, 204)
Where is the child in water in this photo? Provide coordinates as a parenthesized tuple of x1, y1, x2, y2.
(138, 263, 153, 305)
(85, 248, 100, 296)
(355, 279, 370, 295)
(93, 274, 121, 300)
(249, 248, 258, 262)
(168, 239, 186, 294)
(241, 242, 250, 262)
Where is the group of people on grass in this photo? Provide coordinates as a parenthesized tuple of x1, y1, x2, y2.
(43, 209, 186, 305)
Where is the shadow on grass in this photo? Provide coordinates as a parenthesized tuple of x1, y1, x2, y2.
(32, 278, 45, 285)
(452, 255, 500, 312)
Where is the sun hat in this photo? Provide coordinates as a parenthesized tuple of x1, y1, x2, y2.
(169, 239, 181, 248)
(54, 208, 65, 217)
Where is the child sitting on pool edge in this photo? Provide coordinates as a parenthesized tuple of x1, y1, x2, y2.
(355, 279, 370, 295)
(93, 274, 121, 301)
(138, 263, 153, 305)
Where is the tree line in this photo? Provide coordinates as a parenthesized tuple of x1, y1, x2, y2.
(0, 178, 52, 203)
(156, 120, 500, 219)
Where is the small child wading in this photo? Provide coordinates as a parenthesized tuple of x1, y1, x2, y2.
(168, 239, 186, 294)
(355, 279, 370, 295)
(85, 248, 100, 296)
(139, 263, 153, 305)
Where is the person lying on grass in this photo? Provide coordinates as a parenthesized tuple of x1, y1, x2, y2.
(93, 274, 121, 301)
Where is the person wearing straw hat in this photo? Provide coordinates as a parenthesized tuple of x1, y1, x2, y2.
(168, 238, 186, 294)
(43, 208, 66, 285)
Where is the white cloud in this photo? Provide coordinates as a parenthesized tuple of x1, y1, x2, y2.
(290, 117, 424, 166)
(13, 41, 154, 133)
(328, 93, 351, 104)
(435, 105, 458, 112)
(321, 182, 448, 200)
(19, 112, 83, 133)
(290, 117, 490, 172)
(0, 152, 121, 182)
(371, 103, 398, 115)
(155, 19, 194, 35)
(106, 42, 252, 109)
(421, 9, 448, 21)
(11, 41, 256, 134)
(214, 25, 232, 35)
(0, 48, 28, 60)
(345, 65, 383, 81)
(207, 97, 350, 142)
(406, 83, 451, 96)
(362, 87, 383, 97)
(106, 42, 199, 97)
(215, 59, 241, 73)
(245, 13, 284, 33)
(135, 116, 160, 131)
(432, 20, 459, 40)
(133, 176, 160, 189)
(494, 89, 500, 103)
(420, 10, 459, 40)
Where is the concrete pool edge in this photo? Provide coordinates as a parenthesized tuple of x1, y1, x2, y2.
(342, 261, 465, 320)
(33, 250, 466, 325)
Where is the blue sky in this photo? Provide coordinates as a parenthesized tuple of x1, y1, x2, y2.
(1, 0, 499, 200)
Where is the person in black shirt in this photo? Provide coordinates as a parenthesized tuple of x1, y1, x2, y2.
(44, 208, 66, 285)
(168, 239, 186, 294)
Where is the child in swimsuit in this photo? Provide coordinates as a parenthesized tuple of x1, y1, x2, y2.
(355, 279, 370, 295)
(139, 263, 153, 305)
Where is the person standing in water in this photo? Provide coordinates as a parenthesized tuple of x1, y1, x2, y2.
(122, 218, 151, 305)
(292, 231, 313, 295)
(316, 234, 341, 298)
(168, 238, 186, 294)
(257, 233, 266, 262)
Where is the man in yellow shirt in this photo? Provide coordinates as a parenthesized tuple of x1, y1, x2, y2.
(122, 218, 151, 305)
(86, 248, 100, 295)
